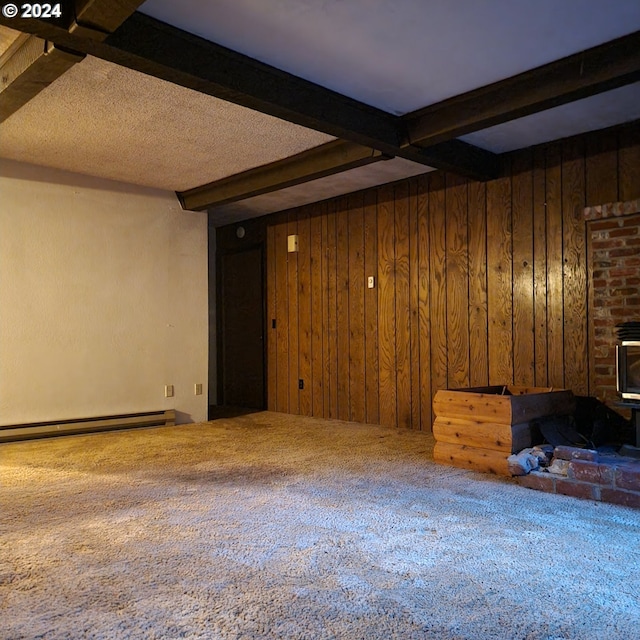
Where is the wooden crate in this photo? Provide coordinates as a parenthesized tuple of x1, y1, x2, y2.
(432, 386, 575, 475)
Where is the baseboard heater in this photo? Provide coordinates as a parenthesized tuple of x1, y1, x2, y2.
(0, 410, 176, 443)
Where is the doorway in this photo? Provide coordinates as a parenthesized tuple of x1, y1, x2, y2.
(218, 245, 265, 410)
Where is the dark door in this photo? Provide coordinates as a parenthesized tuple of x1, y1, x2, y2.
(219, 246, 265, 409)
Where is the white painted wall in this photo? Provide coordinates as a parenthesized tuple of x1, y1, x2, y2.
(0, 159, 208, 425)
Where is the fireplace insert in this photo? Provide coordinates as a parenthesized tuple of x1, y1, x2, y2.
(616, 321, 640, 401)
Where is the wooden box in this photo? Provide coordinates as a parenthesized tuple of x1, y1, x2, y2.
(433, 386, 575, 475)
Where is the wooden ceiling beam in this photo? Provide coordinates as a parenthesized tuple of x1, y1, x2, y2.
(405, 30, 640, 148)
(179, 140, 390, 211)
(0, 1, 142, 122)
(0, 11, 501, 181)
(0, 35, 84, 123)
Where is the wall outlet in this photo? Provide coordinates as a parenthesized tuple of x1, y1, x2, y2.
(194, 383, 203, 395)
(164, 384, 174, 398)
(298, 379, 304, 390)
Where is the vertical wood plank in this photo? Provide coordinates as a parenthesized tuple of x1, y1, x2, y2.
(326, 202, 338, 418)
(429, 173, 448, 407)
(321, 205, 331, 418)
(445, 172, 470, 389)
(288, 210, 299, 414)
(310, 206, 324, 417)
(378, 184, 397, 427)
(533, 147, 548, 387)
(297, 209, 312, 415)
(336, 199, 351, 421)
(586, 130, 618, 206)
(417, 175, 432, 429)
(408, 179, 421, 429)
(274, 215, 289, 412)
(486, 162, 514, 385)
(266, 223, 277, 411)
(395, 181, 412, 428)
(512, 150, 535, 386)
(348, 193, 366, 423)
(468, 180, 488, 388)
(546, 144, 565, 388)
(363, 189, 379, 425)
(619, 124, 640, 202)
(562, 137, 588, 395)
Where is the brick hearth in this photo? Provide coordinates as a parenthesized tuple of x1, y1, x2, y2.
(517, 445, 640, 509)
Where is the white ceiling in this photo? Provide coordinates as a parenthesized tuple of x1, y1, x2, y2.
(140, 0, 640, 115)
(1, 1, 640, 223)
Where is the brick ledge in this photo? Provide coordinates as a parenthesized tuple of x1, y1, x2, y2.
(584, 198, 640, 220)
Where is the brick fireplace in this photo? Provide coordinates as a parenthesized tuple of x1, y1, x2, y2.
(585, 198, 640, 407)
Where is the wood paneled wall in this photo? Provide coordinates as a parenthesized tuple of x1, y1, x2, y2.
(264, 122, 640, 430)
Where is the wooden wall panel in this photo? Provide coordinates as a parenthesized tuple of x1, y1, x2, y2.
(486, 161, 513, 385)
(310, 206, 324, 417)
(445, 173, 469, 389)
(545, 144, 565, 388)
(274, 215, 289, 412)
(532, 147, 548, 387)
(619, 125, 640, 202)
(408, 181, 421, 429)
(287, 211, 300, 414)
(562, 138, 588, 396)
(297, 209, 312, 415)
(326, 202, 338, 418)
(511, 150, 535, 386)
(258, 121, 639, 431)
(586, 130, 618, 206)
(321, 206, 330, 418)
(336, 197, 350, 421)
(363, 190, 379, 424)
(377, 185, 397, 427)
(417, 176, 432, 429)
(467, 180, 488, 388)
(395, 181, 412, 428)
(266, 224, 277, 411)
(348, 194, 366, 423)
(429, 173, 448, 410)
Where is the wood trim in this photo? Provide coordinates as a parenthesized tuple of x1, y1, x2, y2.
(72, 0, 147, 39)
(179, 140, 388, 211)
(405, 30, 640, 147)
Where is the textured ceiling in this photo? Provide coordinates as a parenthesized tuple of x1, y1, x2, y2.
(0, 55, 334, 191)
(140, 0, 640, 115)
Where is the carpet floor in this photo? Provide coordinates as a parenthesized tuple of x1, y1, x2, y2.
(1, 411, 639, 640)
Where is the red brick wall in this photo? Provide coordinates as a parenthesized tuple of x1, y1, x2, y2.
(585, 200, 640, 405)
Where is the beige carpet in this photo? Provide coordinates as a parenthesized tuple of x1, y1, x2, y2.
(1, 411, 639, 640)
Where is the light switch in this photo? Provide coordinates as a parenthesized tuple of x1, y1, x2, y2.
(165, 384, 174, 398)
(367, 276, 376, 289)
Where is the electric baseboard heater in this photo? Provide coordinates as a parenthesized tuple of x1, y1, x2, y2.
(0, 410, 176, 443)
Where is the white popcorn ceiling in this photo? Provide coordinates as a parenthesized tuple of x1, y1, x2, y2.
(0, 55, 335, 192)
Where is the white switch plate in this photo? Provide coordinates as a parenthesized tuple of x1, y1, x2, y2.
(194, 383, 203, 395)
(367, 276, 375, 289)
(164, 384, 174, 398)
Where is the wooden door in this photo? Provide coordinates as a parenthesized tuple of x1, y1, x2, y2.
(219, 246, 265, 409)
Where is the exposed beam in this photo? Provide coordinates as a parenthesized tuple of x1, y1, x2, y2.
(405, 30, 640, 148)
(70, 0, 148, 40)
(179, 140, 390, 211)
(0, 36, 84, 122)
(0, 0, 143, 122)
(0, 11, 501, 181)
